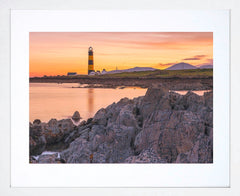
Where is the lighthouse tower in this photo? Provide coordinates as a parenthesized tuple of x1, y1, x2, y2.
(88, 47, 94, 75)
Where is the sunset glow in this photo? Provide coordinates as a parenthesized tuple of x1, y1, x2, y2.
(29, 32, 213, 77)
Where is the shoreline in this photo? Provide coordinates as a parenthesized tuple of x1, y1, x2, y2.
(30, 77, 213, 91)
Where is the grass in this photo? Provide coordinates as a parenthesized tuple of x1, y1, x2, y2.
(98, 69, 213, 78)
(30, 69, 213, 80)
(100, 71, 157, 78)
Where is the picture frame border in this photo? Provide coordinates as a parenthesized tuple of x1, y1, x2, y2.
(10, 9, 230, 188)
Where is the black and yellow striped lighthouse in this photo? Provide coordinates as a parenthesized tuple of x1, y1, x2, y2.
(88, 46, 94, 74)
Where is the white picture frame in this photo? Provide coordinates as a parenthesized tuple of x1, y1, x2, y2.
(10, 10, 229, 188)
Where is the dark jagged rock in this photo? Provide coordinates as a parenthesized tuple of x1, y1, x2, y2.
(61, 138, 92, 163)
(38, 153, 59, 163)
(72, 111, 81, 121)
(43, 118, 74, 144)
(29, 118, 75, 156)
(86, 118, 93, 124)
(79, 120, 86, 126)
(133, 87, 213, 163)
(29, 122, 46, 155)
(92, 108, 107, 126)
(125, 148, 167, 163)
(33, 119, 41, 125)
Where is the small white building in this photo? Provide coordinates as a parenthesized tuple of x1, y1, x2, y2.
(88, 71, 96, 76)
(96, 70, 101, 75)
(101, 69, 107, 74)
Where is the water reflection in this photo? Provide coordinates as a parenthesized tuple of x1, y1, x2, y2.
(88, 88, 94, 117)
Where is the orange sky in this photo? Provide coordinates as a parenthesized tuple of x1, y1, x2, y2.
(29, 32, 213, 77)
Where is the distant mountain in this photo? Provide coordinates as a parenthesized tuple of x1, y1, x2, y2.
(166, 62, 197, 70)
(198, 65, 213, 69)
(104, 67, 157, 75)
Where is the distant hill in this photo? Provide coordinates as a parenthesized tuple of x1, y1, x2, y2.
(198, 65, 213, 69)
(104, 67, 157, 75)
(166, 62, 197, 70)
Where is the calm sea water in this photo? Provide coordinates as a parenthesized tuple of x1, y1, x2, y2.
(29, 83, 210, 123)
(29, 83, 147, 123)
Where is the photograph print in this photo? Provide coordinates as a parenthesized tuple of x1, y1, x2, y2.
(29, 32, 213, 164)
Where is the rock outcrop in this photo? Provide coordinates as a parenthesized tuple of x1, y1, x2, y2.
(43, 118, 74, 144)
(29, 118, 75, 156)
(30, 122, 46, 156)
(72, 111, 81, 121)
(58, 85, 213, 163)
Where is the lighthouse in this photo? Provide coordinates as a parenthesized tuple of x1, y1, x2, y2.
(88, 46, 94, 75)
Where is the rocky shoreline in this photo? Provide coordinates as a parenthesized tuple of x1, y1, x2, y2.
(30, 85, 213, 163)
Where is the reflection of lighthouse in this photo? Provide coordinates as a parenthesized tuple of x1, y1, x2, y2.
(88, 88, 94, 117)
(88, 46, 94, 75)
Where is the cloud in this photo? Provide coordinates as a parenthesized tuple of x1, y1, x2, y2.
(183, 57, 200, 60)
(159, 62, 175, 66)
(194, 55, 207, 58)
(182, 54, 207, 61)
(157, 62, 176, 68)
